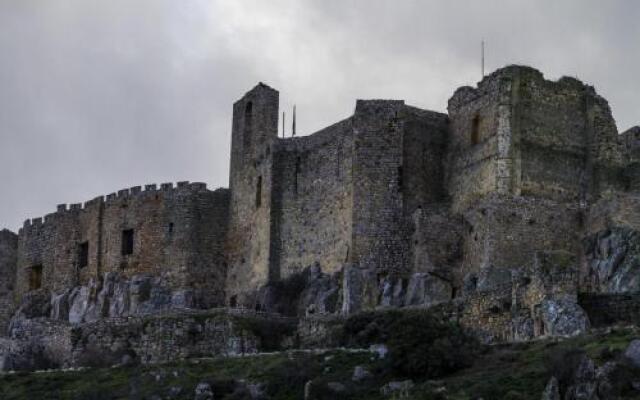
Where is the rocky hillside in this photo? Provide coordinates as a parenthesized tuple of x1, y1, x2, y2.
(1, 323, 639, 399)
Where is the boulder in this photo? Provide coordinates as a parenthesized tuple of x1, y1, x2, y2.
(624, 339, 640, 368)
(564, 355, 598, 400)
(539, 298, 590, 337)
(61, 273, 187, 324)
(512, 316, 535, 341)
(50, 290, 70, 321)
(369, 344, 388, 359)
(299, 263, 339, 316)
(541, 376, 560, 400)
(13, 290, 51, 320)
(585, 228, 640, 293)
(194, 382, 214, 400)
(404, 272, 452, 307)
(342, 265, 367, 314)
(352, 365, 372, 382)
(380, 380, 414, 397)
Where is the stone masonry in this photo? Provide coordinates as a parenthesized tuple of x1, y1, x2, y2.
(1, 65, 640, 360)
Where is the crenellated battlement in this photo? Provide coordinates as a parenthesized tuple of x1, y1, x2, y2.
(21, 181, 214, 231)
(3, 65, 640, 352)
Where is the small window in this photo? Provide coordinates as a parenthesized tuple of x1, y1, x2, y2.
(78, 242, 89, 268)
(294, 157, 301, 195)
(243, 101, 253, 149)
(397, 165, 403, 193)
(29, 265, 43, 290)
(168, 222, 174, 235)
(256, 176, 262, 208)
(229, 295, 237, 308)
(471, 114, 481, 145)
(121, 229, 134, 256)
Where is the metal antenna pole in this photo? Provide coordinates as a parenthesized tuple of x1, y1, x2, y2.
(292, 105, 296, 137)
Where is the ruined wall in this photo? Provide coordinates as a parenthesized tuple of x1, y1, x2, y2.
(271, 118, 354, 278)
(0, 230, 18, 333)
(409, 206, 462, 277)
(16, 183, 228, 308)
(579, 293, 640, 327)
(351, 100, 407, 276)
(225, 84, 279, 306)
(459, 196, 581, 291)
(3, 309, 296, 370)
(446, 65, 623, 211)
(513, 69, 622, 201)
(619, 126, 640, 191)
(401, 106, 449, 215)
(447, 69, 517, 212)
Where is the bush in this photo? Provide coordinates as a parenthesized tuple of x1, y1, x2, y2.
(342, 310, 479, 379)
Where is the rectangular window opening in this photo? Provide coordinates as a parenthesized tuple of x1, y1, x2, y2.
(397, 165, 403, 193)
(29, 265, 43, 290)
(256, 176, 262, 208)
(471, 114, 481, 145)
(121, 229, 134, 256)
(294, 156, 301, 195)
(78, 241, 89, 268)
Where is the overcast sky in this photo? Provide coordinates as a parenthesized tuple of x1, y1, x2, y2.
(0, 0, 638, 231)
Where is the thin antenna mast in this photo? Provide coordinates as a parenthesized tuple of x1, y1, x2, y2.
(292, 105, 296, 137)
(282, 111, 286, 138)
(481, 39, 485, 78)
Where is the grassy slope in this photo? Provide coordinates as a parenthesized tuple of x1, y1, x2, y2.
(0, 327, 638, 400)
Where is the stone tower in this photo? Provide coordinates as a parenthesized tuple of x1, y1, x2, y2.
(226, 83, 280, 306)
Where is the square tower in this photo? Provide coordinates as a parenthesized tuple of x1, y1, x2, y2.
(447, 65, 620, 212)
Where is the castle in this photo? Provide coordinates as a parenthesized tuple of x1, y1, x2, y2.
(1, 65, 640, 349)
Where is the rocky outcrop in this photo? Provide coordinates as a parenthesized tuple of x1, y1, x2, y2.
(624, 339, 640, 368)
(404, 272, 452, 307)
(538, 298, 590, 337)
(541, 376, 561, 400)
(1, 309, 294, 372)
(584, 228, 640, 294)
(543, 346, 640, 400)
(47, 272, 194, 324)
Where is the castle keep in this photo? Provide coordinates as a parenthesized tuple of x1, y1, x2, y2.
(1, 65, 640, 353)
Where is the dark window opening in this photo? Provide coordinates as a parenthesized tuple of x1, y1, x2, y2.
(229, 295, 237, 308)
(78, 242, 89, 268)
(256, 176, 262, 208)
(168, 222, 174, 235)
(294, 156, 301, 195)
(243, 101, 253, 150)
(471, 114, 481, 145)
(397, 166, 403, 192)
(336, 145, 342, 178)
(29, 265, 43, 290)
(121, 229, 134, 256)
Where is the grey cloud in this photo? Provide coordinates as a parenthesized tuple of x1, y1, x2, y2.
(0, 0, 638, 230)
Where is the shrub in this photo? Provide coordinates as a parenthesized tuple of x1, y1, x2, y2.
(342, 309, 479, 379)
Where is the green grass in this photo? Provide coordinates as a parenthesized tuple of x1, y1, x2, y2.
(0, 327, 638, 400)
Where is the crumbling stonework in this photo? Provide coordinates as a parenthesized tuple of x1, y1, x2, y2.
(1, 309, 295, 370)
(0, 230, 17, 333)
(16, 182, 228, 309)
(1, 65, 640, 366)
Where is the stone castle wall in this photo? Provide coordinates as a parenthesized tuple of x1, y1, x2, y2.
(447, 71, 509, 212)
(2, 65, 640, 352)
(16, 182, 228, 308)
(0, 230, 17, 333)
(271, 117, 355, 278)
(225, 84, 279, 305)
